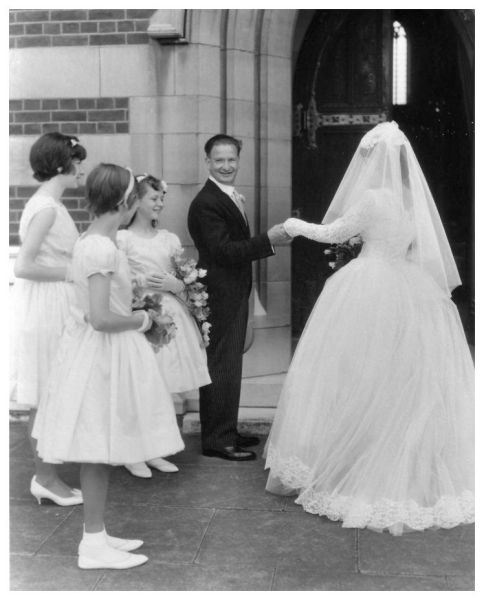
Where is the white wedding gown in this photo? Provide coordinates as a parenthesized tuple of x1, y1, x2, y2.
(264, 194, 474, 535)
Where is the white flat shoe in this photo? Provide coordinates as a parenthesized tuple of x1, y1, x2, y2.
(78, 540, 148, 570)
(147, 457, 179, 473)
(30, 477, 83, 506)
(106, 533, 144, 552)
(124, 463, 152, 479)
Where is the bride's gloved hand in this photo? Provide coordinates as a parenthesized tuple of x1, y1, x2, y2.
(146, 272, 184, 293)
(282, 218, 304, 238)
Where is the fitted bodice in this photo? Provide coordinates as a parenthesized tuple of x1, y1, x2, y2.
(72, 235, 133, 318)
(19, 192, 79, 268)
(358, 202, 415, 261)
(116, 228, 183, 291)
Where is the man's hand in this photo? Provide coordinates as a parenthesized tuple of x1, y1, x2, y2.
(267, 223, 292, 245)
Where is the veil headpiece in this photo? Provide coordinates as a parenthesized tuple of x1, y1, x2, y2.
(322, 121, 461, 294)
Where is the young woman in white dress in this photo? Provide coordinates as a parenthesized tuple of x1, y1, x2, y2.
(264, 122, 474, 535)
(12, 132, 86, 507)
(33, 164, 184, 570)
(117, 174, 211, 478)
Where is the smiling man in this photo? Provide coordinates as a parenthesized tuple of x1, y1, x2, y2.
(188, 134, 289, 461)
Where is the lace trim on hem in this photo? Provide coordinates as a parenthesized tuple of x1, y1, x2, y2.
(265, 443, 311, 490)
(266, 444, 474, 533)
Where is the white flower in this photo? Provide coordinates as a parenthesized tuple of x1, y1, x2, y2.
(359, 121, 406, 150)
(202, 322, 211, 332)
(198, 268, 207, 278)
(328, 262, 336, 269)
(184, 272, 198, 285)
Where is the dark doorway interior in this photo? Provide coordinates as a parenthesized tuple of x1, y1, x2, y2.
(291, 9, 474, 343)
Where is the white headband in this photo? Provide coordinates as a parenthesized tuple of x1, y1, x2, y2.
(116, 167, 135, 208)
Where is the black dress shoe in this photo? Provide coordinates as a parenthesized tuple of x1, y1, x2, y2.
(202, 446, 257, 461)
(236, 434, 260, 448)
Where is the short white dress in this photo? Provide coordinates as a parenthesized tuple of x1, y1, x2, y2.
(33, 234, 185, 465)
(10, 192, 78, 408)
(117, 229, 211, 393)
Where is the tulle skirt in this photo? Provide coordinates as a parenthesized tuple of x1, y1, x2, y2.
(264, 256, 474, 535)
(10, 278, 76, 408)
(33, 316, 185, 465)
(156, 293, 211, 393)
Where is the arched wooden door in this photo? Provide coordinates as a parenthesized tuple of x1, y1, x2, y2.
(291, 10, 393, 337)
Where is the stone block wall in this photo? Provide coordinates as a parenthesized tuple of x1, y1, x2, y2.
(9, 9, 156, 48)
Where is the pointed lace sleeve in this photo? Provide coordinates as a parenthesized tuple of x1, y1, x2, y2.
(284, 201, 370, 244)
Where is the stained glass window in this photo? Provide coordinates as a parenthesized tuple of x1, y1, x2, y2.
(393, 21, 408, 105)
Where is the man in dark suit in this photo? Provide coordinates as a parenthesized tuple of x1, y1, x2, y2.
(188, 134, 290, 460)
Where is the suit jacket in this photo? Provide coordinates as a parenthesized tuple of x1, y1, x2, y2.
(188, 179, 274, 333)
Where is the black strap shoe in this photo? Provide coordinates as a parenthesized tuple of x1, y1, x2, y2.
(202, 446, 257, 461)
(236, 434, 260, 447)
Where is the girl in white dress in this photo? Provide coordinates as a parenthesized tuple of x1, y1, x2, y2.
(265, 122, 474, 535)
(117, 174, 211, 477)
(33, 164, 184, 570)
(11, 132, 86, 506)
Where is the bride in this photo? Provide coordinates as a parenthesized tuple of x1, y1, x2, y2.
(264, 121, 474, 535)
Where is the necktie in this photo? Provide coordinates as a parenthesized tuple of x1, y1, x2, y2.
(232, 190, 247, 222)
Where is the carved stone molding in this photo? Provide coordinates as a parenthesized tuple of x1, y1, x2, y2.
(147, 9, 188, 43)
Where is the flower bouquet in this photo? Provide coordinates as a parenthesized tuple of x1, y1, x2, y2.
(132, 283, 177, 352)
(324, 235, 363, 271)
(172, 250, 211, 347)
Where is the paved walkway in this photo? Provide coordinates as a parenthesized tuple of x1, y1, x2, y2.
(10, 421, 474, 591)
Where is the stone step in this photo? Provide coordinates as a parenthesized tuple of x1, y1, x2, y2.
(184, 374, 285, 411)
(182, 406, 276, 435)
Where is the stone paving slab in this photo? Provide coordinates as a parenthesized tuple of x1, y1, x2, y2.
(109, 463, 287, 511)
(10, 555, 102, 591)
(195, 508, 357, 571)
(95, 562, 275, 591)
(10, 502, 78, 556)
(358, 525, 475, 577)
(271, 566, 450, 591)
(446, 575, 476, 591)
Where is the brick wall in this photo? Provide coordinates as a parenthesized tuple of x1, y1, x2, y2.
(9, 9, 156, 48)
(9, 97, 130, 136)
(10, 186, 91, 246)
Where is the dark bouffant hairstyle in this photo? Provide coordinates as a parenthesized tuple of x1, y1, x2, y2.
(85, 164, 136, 217)
(204, 134, 242, 157)
(29, 132, 87, 182)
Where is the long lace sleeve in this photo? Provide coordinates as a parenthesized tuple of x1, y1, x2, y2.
(284, 201, 370, 244)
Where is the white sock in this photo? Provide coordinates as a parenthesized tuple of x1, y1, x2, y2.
(82, 526, 106, 546)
